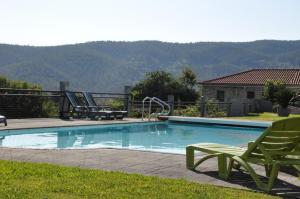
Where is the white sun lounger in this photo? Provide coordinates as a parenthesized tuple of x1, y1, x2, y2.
(0, 115, 7, 126)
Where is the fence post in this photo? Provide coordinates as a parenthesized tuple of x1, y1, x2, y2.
(200, 96, 206, 117)
(59, 81, 70, 119)
(124, 86, 132, 114)
(167, 95, 174, 115)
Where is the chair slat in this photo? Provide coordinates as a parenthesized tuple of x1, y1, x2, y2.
(268, 151, 300, 156)
(269, 131, 300, 136)
(264, 136, 299, 143)
(261, 142, 296, 149)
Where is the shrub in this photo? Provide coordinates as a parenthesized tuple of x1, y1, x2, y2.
(276, 88, 293, 108)
(128, 111, 143, 118)
(263, 80, 286, 103)
(263, 80, 294, 109)
(107, 98, 124, 110)
(42, 100, 59, 117)
(174, 105, 200, 117)
(206, 99, 227, 117)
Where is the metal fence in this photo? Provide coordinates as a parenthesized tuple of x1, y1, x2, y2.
(0, 88, 233, 118)
(129, 99, 232, 117)
(0, 88, 129, 119)
(203, 102, 232, 117)
(0, 88, 62, 118)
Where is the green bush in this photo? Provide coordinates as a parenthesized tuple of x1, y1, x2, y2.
(276, 88, 293, 108)
(174, 105, 200, 117)
(128, 111, 143, 118)
(0, 76, 42, 89)
(263, 80, 286, 103)
(42, 100, 59, 117)
(206, 99, 227, 117)
(107, 98, 124, 110)
(173, 101, 227, 118)
(263, 80, 294, 108)
(0, 76, 59, 118)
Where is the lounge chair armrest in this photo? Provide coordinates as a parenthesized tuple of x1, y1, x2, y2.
(88, 106, 101, 110)
(248, 141, 255, 148)
(101, 106, 112, 110)
(74, 106, 89, 111)
(75, 105, 87, 108)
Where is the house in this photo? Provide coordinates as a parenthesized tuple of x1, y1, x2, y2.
(201, 69, 300, 102)
(200, 69, 300, 115)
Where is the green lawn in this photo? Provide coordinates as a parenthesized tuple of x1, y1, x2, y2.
(0, 160, 279, 199)
(228, 112, 300, 121)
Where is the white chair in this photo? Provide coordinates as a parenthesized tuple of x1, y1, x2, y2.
(0, 115, 7, 126)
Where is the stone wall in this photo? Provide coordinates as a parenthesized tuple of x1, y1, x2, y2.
(202, 85, 300, 103)
(202, 84, 300, 116)
(202, 85, 264, 102)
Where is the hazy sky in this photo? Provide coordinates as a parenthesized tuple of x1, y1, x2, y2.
(1, 0, 300, 46)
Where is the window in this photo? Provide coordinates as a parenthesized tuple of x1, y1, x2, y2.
(247, 91, 255, 99)
(217, 90, 225, 102)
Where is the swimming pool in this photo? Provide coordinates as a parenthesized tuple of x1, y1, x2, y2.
(0, 122, 265, 154)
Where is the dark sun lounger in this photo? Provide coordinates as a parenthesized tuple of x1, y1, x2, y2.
(83, 92, 127, 119)
(65, 91, 114, 120)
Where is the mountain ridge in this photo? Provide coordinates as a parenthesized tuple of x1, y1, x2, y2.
(0, 40, 299, 92)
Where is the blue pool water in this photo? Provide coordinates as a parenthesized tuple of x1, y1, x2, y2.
(0, 122, 265, 154)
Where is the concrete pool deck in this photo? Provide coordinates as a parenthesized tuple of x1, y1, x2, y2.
(0, 118, 299, 198)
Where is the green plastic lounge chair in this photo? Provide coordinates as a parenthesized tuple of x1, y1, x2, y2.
(83, 92, 127, 119)
(186, 117, 300, 192)
(0, 115, 7, 126)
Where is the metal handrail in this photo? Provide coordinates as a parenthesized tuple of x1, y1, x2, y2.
(142, 96, 170, 121)
(142, 97, 152, 121)
(151, 97, 170, 115)
(149, 98, 165, 121)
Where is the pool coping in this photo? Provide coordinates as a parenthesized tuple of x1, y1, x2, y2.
(167, 116, 271, 128)
(0, 117, 271, 132)
(0, 121, 165, 135)
(0, 118, 148, 131)
(0, 117, 264, 152)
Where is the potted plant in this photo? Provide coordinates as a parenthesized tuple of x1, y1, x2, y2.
(276, 88, 293, 116)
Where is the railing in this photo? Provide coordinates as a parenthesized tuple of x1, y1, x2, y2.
(0, 88, 129, 119)
(131, 99, 232, 118)
(0, 88, 235, 119)
(141, 97, 152, 121)
(150, 97, 170, 116)
(142, 97, 170, 121)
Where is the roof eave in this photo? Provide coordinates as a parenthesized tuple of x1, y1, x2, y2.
(199, 83, 300, 87)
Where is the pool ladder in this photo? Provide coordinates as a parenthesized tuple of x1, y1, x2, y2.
(142, 97, 170, 121)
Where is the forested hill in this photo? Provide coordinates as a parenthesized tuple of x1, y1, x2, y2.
(0, 40, 300, 92)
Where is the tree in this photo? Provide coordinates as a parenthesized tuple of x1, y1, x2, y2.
(263, 80, 294, 112)
(263, 80, 286, 103)
(131, 71, 175, 100)
(131, 69, 199, 101)
(0, 76, 56, 118)
(179, 67, 197, 89)
(0, 76, 41, 89)
(276, 88, 293, 108)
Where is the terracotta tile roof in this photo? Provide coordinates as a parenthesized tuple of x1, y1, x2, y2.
(201, 69, 300, 86)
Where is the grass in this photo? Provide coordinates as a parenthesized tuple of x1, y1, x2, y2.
(0, 160, 279, 199)
(228, 112, 300, 121)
